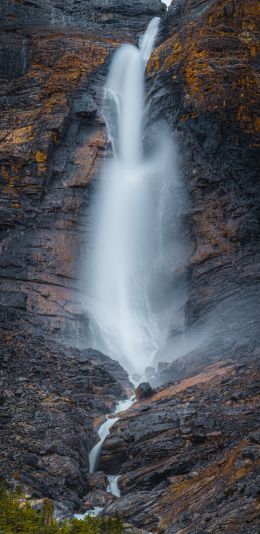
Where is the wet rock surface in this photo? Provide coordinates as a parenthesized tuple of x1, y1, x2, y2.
(101, 355, 260, 532)
(0, 320, 130, 512)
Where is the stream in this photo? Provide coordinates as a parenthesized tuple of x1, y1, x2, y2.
(74, 394, 135, 520)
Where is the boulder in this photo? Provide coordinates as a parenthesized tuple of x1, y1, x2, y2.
(135, 382, 153, 401)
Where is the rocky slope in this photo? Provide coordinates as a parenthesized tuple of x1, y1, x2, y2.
(100, 355, 260, 532)
(0, 308, 131, 513)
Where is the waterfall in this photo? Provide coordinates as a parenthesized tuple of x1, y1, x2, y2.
(84, 17, 188, 374)
(89, 397, 135, 474)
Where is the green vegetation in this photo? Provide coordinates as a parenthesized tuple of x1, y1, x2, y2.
(0, 485, 123, 534)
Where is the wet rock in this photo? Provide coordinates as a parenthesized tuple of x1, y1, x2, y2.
(87, 472, 107, 491)
(135, 382, 153, 400)
(83, 489, 115, 509)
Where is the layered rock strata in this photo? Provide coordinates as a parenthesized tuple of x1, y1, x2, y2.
(0, 0, 259, 360)
(100, 355, 260, 533)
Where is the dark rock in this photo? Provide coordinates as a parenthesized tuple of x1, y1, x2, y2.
(101, 358, 260, 532)
(0, 331, 131, 511)
(249, 431, 260, 445)
(72, 93, 97, 118)
(135, 382, 153, 401)
(24, 453, 39, 467)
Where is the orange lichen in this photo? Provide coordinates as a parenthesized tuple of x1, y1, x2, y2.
(148, 0, 258, 134)
(11, 126, 33, 144)
(35, 150, 47, 163)
(148, 360, 235, 403)
(157, 439, 259, 531)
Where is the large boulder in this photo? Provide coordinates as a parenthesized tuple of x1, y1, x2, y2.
(135, 382, 153, 401)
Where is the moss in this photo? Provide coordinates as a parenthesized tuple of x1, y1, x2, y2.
(0, 486, 124, 534)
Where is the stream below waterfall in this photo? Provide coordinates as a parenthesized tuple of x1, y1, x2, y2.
(74, 394, 135, 520)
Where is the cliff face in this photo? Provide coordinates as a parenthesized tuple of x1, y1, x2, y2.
(0, 317, 130, 511)
(0, 0, 163, 514)
(148, 0, 259, 364)
(0, 0, 164, 345)
(0, 0, 258, 360)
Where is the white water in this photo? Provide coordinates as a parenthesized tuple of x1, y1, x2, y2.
(84, 17, 188, 375)
(73, 396, 135, 520)
(74, 507, 103, 520)
(107, 475, 121, 498)
(89, 396, 135, 475)
(89, 415, 119, 474)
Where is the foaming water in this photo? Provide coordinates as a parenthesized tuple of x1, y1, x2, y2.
(89, 396, 135, 474)
(89, 415, 118, 474)
(83, 18, 188, 374)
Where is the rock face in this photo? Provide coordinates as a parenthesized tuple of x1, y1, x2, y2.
(147, 0, 259, 359)
(0, 0, 164, 345)
(0, 0, 258, 364)
(100, 355, 260, 532)
(0, 313, 130, 511)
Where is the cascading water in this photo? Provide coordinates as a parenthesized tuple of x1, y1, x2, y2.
(83, 17, 188, 374)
